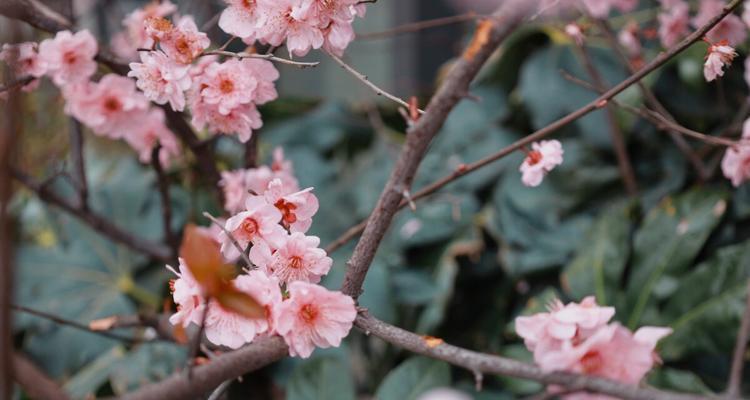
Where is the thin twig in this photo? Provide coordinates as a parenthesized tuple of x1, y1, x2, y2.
(203, 212, 253, 268)
(572, 41, 638, 196)
(207, 379, 233, 400)
(12, 353, 70, 400)
(325, 49, 425, 114)
(727, 280, 750, 397)
(357, 13, 486, 40)
(202, 50, 319, 68)
(11, 168, 172, 262)
(151, 146, 178, 259)
(326, 0, 744, 256)
(11, 304, 147, 344)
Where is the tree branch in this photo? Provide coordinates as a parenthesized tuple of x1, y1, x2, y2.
(11, 168, 172, 262)
(0, 0, 71, 33)
(326, 0, 744, 256)
(357, 13, 486, 40)
(340, 1, 536, 298)
(727, 279, 750, 397)
(355, 313, 709, 400)
(68, 119, 88, 208)
(12, 353, 70, 400)
(151, 146, 178, 259)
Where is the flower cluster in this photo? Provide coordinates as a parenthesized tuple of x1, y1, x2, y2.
(519, 140, 564, 187)
(0, 30, 180, 167)
(169, 151, 354, 358)
(515, 297, 672, 398)
(219, 0, 367, 57)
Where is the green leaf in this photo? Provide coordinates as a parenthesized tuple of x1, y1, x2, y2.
(374, 357, 450, 400)
(660, 241, 750, 360)
(561, 203, 634, 304)
(287, 357, 356, 400)
(109, 342, 186, 395)
(625, 189, 727, 328)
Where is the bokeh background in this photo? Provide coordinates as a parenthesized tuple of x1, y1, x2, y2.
(5, 0, 750, 398)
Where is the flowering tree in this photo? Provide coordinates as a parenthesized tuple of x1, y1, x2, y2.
(2, 0, 750, 399)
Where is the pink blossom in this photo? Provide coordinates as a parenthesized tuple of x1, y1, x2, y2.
(199, 59, 259, 115)
(243, 59, 280, 105)
(38, 30, 98, 86)
(266, 181, 318, 232)
(536, 323, 671, 387)
(515, 297, 615, 354)
(618, 21, 641, 58)
(219, 0, 264, 40)
(745, 56, 750, 91)
(221, 169, 251, 214)
(112, 0, 177, 60)
(257, 0, 325, 57)
(167, 258, 205, 327)
(693, 0, 747, 45)
(221, 196, 286, 260)
(128, 50, 192, 111)
(275, 281, 357, 358)
(63, 74, 149, 138)
(203, 271, 282, 349)
(744, 0, 750, 28)
(160, 16, 210, 64)
(704, 42, 737, 82)
(564, 24, 585, 46)
(270, 147, 299, 187)
(721, 120, 750, 186)
(657, 0, 690, 48)
(0, 42, 45, 92)
(191, 101, 263, 142)
(519, 140, 564, 187)
(122, 108, 180, 167)
(249, 232, 332, 284)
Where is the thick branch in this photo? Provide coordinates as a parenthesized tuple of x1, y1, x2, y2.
(327, 0, 743, 256)
(12, 353, 70, 400)
(0, 0, 71, 32)
(356, 313, 708, 400)
(340, 1, 536, 298)
(11, 168, 172, 262)
(151, 147, 177, 259)
(117, 336, 287, 400)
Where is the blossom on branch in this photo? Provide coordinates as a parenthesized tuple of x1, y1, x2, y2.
(657, 0, 690, 47)
(692, 0, 747, 45)
(111, 0, 177, 60)
(249, 232, 332, 284)
(703, 40, 737, 82)
(128, 50, 192, 112)
(722, 119, 750, 186)
(38, 30, 98, 87)
(519, 140, 564, 187)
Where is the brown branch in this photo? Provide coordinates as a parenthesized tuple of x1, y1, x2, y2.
(68, 119, 88, 207)
(11, 168, 172, 262)
(0, 76, 34, 93)
(0, 0, 71, 33)
(727, 279, 750, 397)
(325, 49, 425, 114)
(559, 71, 741, 148)
(116, 336, 288, 400)
(326, 0, 744, 256)
(244, 130, 260, 168)
(12, 353, 70, 400)
(355, 313, 708, 400)
(357, 13, 486, 40)
(592, 18, 709, 181)
(340, 2, 535, 298)
(572, 41, 638, 196)
(151, 146, 178, 259)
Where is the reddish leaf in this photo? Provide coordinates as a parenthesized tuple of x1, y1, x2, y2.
(179, 224, 224, 293)
(215, 285, 265, 319)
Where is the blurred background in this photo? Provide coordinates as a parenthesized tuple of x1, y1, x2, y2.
(4, 0, 750, 399)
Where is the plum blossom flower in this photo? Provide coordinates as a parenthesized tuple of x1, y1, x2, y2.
(618, 21, 641, 58)
(203, 271, 282, 349)
(167, 258, 205, 328)
(221, 169, 251, 214)
(111, 0, 177, 60)
(564, 24, 585, 46)
(519, 140, 564, 187)
(536, 323, 671, 385)
(275, 281, 357, 358)
(249, 232, 332, 284)
(199, 59, 259, 115)
(38, 30, 98, 86)
(693, 0, 747, 45)
(220, 196, 286, 260)
(262, 179, 319, 232)
(721, 119, 750, 186)
(63, 74, 149, 138)
(657, 0, 690, 47)
(160, 16, 210, 64)
(515, 297, 615, 354)
(122, 108, 180, 167)
(128, 50, 192, 111)
(0, 42, 46, 91)
(219, 0, 265, 40)
(704, 41, 737, 82)
(191, 101, 263, 142)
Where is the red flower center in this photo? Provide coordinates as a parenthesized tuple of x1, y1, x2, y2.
(300, 304, 318, 323)
(289, 255, 304, 269)
(63, 51, 77, 65)
(104, 97, 121, 112)
(580, 351, 603, 374)
(240, 217, 259, 238)
(219, 79, 234, 94)
(274, 199, 298, 226)
(526, 150, 542, 166)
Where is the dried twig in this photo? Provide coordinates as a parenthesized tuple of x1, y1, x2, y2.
(727, 280, 750, 397)
(202, 50, 319, 68)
